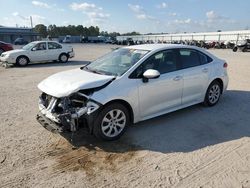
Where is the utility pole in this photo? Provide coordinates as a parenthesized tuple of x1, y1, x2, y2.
(30, 16, 33, 29)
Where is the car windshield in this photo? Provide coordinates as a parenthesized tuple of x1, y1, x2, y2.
(85, 48, 149, 76)
(22, 42, 35, 50)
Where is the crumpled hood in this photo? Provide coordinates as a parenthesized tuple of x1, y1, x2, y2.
(38, 68, 115, 98)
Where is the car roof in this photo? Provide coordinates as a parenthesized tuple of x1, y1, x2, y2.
(30, 41, 59, 44)
(124, 43, 218, 60)
(125, 43, 200, 51)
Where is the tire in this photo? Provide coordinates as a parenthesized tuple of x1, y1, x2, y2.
(93, 103, 130, 141)
(59, 53, 68, 63)
(16, 56, 29, 66)
(0, 48, 4, 55)
(203, 81, 221, 106)
(232, 47, 238, 52)
(242, 48, 247, 52)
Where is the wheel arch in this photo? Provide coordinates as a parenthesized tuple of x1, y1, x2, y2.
(59, 52, 69, 58)
(209, 78, 224, 94)
(103, 99, 134, 124)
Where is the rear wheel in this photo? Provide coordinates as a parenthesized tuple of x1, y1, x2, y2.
(203, 81, 221, 106)
(59, 53, 68, 63)
(16, 56, 29, 66)
(93, 103, 130, 141)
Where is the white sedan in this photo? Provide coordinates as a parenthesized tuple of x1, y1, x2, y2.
(0, 41, 74, 66)
(37, 44, 228, 141)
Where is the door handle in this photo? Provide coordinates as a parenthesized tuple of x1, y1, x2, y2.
(173, 76, 182, 81)
(202, 68, 208, 73)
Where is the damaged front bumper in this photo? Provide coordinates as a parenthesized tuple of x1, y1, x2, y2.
(37, 92, 100, 133)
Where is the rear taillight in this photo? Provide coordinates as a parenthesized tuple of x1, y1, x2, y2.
(223, 62, 228, 68)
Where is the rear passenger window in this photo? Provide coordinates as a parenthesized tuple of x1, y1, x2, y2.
(199, 52, 213, 65)
(48, 42, 62, 49)
(179, 49, 200, 69)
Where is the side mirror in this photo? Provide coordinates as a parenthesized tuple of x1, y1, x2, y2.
(31, 47, 37, 51)
(142, 69, 160, 83)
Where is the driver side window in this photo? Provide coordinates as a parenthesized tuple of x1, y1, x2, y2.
(129, 49, 178, 78)
(33, 42, 46, 51)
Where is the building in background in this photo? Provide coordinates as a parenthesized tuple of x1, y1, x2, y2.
(0, 27, 41, 43)
(117, 30, 250, 44)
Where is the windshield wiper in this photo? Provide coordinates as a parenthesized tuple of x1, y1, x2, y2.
(82, 66, 117, 76)
(90, 69, 105, 75)
(82, 67, 105, 75)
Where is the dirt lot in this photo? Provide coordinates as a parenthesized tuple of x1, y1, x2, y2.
(0, 44, 250, 188)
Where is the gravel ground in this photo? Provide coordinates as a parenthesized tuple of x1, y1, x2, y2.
(0, 44, 250, 188)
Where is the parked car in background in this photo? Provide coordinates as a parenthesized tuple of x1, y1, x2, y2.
(0, 41, 13, 55)
(0, 41, 74, 66)
(105, 37, 117, 44)
(36, 44, 228, 141)
(14, 38, 28, 45)
(62, 35, 71, 43)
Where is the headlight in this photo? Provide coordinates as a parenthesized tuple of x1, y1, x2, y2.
(1, 53, 10, 58)
(68, 92, 100, 115)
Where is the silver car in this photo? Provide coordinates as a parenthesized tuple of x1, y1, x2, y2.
(37, 44, 228, 141)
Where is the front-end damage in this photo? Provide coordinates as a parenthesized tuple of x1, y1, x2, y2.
(37, 90, 101, 133)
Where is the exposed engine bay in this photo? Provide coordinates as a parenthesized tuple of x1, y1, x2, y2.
(37, 90, 100, 133)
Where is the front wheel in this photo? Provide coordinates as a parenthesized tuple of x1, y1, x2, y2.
(16, 56, 29, 66)
(93, 103, 130, 141)
(59, 54, 68, 63)
(203, 81, 221, 106)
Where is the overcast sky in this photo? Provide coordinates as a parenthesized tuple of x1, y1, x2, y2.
(1, 0, 250, 34)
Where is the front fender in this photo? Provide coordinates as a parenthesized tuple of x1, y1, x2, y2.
(90, 79, 140, 123)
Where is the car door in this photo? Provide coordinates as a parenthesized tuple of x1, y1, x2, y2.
(131, 49, 183, 120)
(47, 42, 63, 60)
(178, 49, 211, 105)
(29, 42, 48, 62)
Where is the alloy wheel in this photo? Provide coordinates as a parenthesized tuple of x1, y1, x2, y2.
(61, 55, 68, 62)
(101, 109, 126, 138)
(208, 84, 220, 104)
(18, 57, 28, 66)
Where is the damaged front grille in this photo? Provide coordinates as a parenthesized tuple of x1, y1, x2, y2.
(40, 92, 89, 114)
(38, 91, 99, 133)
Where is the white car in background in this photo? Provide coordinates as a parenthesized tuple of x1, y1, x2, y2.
(37, 44, 228, 141)
(0, 41, 74, 66)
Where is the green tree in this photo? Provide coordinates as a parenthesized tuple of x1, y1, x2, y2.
(121, 31, 140, 36)
(34, 24, 47, 38)
(88, 26, 100, 36)
(35, 24, 128, 38)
